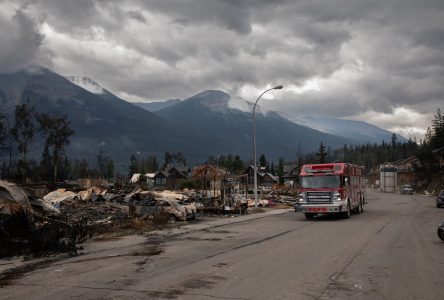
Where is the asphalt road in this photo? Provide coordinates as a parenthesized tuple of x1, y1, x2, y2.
(1, 189, 443, 299)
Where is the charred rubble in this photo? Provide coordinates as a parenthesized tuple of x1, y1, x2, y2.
(1, 178, 295, 258)
(0, 181, 196, 258)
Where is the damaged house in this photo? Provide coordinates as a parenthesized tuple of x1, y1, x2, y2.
(154, 167, 189, 190)
(192, 164, 228, 198)
(243, 165, 279, 193)
(130, 173, 156, 187)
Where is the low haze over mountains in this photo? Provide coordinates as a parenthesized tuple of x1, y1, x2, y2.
(289, 116, 407, 145)
(0, 66, 406, 166)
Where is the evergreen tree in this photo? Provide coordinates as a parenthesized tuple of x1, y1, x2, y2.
(391, 133, 398, 148)
(431, 108, 444, 148)
(277, 157, 284, 184)
(0, 114, 13, 178)
(38, 113, 75, 182)
(162, 151, 172, 169)
(39, 144, 52, 180)
(232, 155, 244, 174)
(129, 154, 139, 177)
(296, 142, 304, 173)
(11, 103, 36, 182)
(106, 160, 115, 179)
(78, 159, 90, 178)
(96, 148, 108, 178)
(146, 154, 159, 172)
(424, 127, 433, 144)
(0, 114, 7, 147)
(206, 155, 217, 165)
(173, 151, 187, 167)
(316, 141, 328, 163)
(259, 154, 267, 168)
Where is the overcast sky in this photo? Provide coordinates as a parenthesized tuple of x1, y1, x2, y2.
(1, 0, 443, 140)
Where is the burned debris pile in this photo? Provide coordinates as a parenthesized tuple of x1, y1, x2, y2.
(0, 181, 196, 258)
(0, 182, 113, 257)
(1, 175, 296, 258)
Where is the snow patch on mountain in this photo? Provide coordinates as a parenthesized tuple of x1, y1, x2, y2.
(228, 95, 270, 116)
(65, 76, 104, 94)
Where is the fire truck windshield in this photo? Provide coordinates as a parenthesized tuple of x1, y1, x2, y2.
(300, 175, 341, 188)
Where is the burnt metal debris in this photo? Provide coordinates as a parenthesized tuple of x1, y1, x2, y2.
(0, 181, 203, 258)
(1, 178, 295, 258)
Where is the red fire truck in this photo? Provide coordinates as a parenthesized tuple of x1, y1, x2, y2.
(296, 163, 366, 219)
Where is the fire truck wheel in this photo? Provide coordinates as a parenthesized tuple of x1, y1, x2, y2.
(342, 201, 351, 219)
(304, 213, 315, 219)
(355, 199, 364, 214)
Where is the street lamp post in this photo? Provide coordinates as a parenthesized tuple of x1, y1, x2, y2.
(252, 85, 283, 207)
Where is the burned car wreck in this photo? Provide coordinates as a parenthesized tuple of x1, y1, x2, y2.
(126, 189, 197, 221)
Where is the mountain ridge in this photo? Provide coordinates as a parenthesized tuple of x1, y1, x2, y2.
(0, 66, 403, 168)
(156, 90, 351, 160)
(142, 92, 406, 146)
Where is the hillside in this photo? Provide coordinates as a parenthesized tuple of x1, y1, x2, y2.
(0, 66, 204, 166)
(293, 116, 408, 144)
(133, 99, 181, 112)
(0, 66, 377, 166)
(156, 90, 351, 160)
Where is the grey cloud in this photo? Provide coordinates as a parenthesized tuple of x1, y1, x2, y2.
(32, 0, 97, 31)
(137, 0, 253, 35)
(0, 9, 43, 73)
(0, 0, 442, 138)
(126, 11, 146, 23)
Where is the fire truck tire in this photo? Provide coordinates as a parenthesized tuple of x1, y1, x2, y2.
(304, 213, 315, 219)
(355, 199, 364, 214)
(342, 201, 351, 219)
(360, 199, 365, 213)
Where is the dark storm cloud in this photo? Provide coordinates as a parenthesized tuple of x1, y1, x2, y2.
(137, 0, 254, 35)
(0, 8, 43, 73)
(1, 0, 443, 137)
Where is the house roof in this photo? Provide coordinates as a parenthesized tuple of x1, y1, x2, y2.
(283, 163, 298, 173)
(243, 166, 278, 181)
(192, 164, 228, 177)
(394, 155, 420, 166)
(169, 166, 187, 172)
(261, 173, 279, 182)
(243, 165, 262, 174)
(130, 173, 141, 183)
(130, 173, 156, 183)
(154, 171, 169, 178)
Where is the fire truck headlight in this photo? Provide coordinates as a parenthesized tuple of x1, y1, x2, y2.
(332, 192, 341, 201)
(299, 192, 306, 202)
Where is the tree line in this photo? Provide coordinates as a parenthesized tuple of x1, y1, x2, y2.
(2, 102, 441, 186)
(302, 108, 443, 181)
(0, 102, 74, 183)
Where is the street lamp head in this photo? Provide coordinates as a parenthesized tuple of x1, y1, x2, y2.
(273, 85, 283, 90)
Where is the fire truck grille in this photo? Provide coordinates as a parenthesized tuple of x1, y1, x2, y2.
(307, 191, 332, 204)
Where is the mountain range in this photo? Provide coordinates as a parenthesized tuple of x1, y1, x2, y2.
(133, 99, 181, 112)
(288, 116, 407, 145)
(0, 66, 404, 168)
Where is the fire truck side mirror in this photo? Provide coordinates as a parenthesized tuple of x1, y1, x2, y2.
(345, 177, 349, 185)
